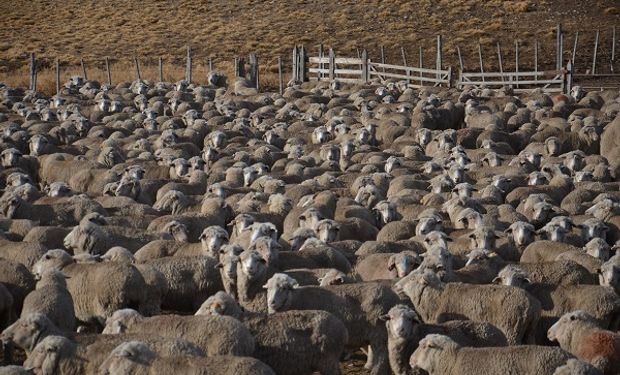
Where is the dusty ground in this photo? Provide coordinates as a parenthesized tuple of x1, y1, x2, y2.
(1, 0, 618, 93)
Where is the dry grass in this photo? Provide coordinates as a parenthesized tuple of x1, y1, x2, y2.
(0, 0, 618, 95)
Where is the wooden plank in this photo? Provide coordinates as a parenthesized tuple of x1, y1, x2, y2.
(292, 47, 298, 82)
(461, 70, 561, 78)
(457, 46, 464, 72)
(334, 68, 363, 75)
(309, 68, 329, 74)
(278, 56, 283, 94)
(436, 35, 443, 81)
(208, 57, 213, 72)
(592, 30, 599, 75)
(369, 71, 449, 83)
(457, 79, 562, 86)
(105, 57, 112, 85)
(80, 57, 87, 80)
(334, 78, 360, 83)
(55, 58, 60, 94)
(419, 46, 423, 80)
(300, 45, 307, 82)
(401, 47, 408, 66)
(556, 23, 562, 70)
(369, 62, 449, 75)
(334, 57, 362, 64)
(249, 53, 259, 89)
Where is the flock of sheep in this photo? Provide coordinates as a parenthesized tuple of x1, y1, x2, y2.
(0, 70, 619, 375)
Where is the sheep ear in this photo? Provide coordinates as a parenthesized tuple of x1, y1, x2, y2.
(379, 314, 391, 321)
(524, 278, 532, 284)
(445, 237, 453, 242)
(216, 263, 223, 269)
(504, 228, 513, 234)
(492, 277, 501, 284)
(468, 233, 476, 239)
(262, 283, 269, 289)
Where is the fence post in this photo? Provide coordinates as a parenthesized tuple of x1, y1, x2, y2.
(447, 65, 453, 88)
(612, 27, 616, 73)
(380, 45, 386, 72)
(361, 49, 368, 83)
(571, 32, 579, 68)
(478, 43, 485, 82)
(105, 57, 112, 86)
(556, 23, 562, 70)
(456, 46, 464, 72)
(496, 42, 505, 84)
(292, 47, 298, 82)
(134, 57, 142, 81)
(208, 57, 213, 72)
(300, 45, 307, 82)
(249, 53, 259, 89)
(401, 47, 410, 85)
(328, 48, 335, 82)
(559, 32, 564, 71)
(318, 44, 324, 80)
(534, 39, 539, 82)
(158, 57, 164, 82)
(55, 58, 60, 94)
(419, 47, 423, 81)
(236, 57, 246, 78)
(565, 60, 573, 94)
(592, 30, 599, 75)
(29, 53, 36, 91)
(515, 40, 519, 88)
(80, 57, 87, 81)
(186, 46, 192, 83)
(436, 35, 443, 81)
(278, 56, 283, 94)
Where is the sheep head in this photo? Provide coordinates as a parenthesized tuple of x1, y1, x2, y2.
(263, 273, 298, 314)
(410, 334, 460, 374)
(199, 226, 229, 258)
(380, 304, 421, 341)
(493, 265, 531, 288)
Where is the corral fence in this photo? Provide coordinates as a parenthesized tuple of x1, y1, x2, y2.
(17, 25, 620, 96)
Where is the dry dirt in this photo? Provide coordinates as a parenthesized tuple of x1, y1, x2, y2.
(1, 0, 618, 94)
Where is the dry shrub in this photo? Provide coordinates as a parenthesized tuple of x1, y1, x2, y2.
(504, 1, 532, 13)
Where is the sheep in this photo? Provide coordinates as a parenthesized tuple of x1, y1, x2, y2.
(145, 254, 223, 312)
(1, 313, 65, 355)
(31, 249, 149, 327)
(552, 359, 604, 375)
(264, 273, 401, 375)
(380, 304, 507, 375)
(23, 334, 205, 375)
(353, 251, 421, 281)
(20, 269, 75, 332)
(196, 291, 348, 375)
(102, 308, 255, 357)
(409, 333, 573, 375)
(0, 259, 35, 318)
(548, 310, 620, 374)
(97, 341, 275, 375)
(397, 269, 540, 345)
(495, 264, 620, 342)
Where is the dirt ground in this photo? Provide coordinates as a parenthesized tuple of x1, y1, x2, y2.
(1, 0, 618, 93)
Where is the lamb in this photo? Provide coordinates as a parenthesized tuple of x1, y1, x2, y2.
(196, 291, 348, 375)
(409, 333, 573, 375)
(31, 249, 149, 327)
(380, 304, 507, 375)
(20, 269, 75, 332)
(548, 310, 620, 374)
(102, 308, 255, 357)
(97, 341, 275, 375)
(23, 334, 205, 375)
(397, 269, 540, 345)
(264, 273, 401, 375)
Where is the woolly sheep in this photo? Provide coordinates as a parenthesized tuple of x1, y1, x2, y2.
(196, 291, 347, 375)
(102, 308, 254, 356)
(264, 273, 401, 375)
(409, 333, 572, 375)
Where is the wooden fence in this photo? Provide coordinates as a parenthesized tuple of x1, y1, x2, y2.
(17, 25, 620, 95)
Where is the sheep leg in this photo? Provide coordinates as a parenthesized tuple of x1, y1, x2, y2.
(363, 345, 373, 369)
(369, 339, 390, 375)
(315, 356, 342, 375)
(2, 340, 13, 365)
